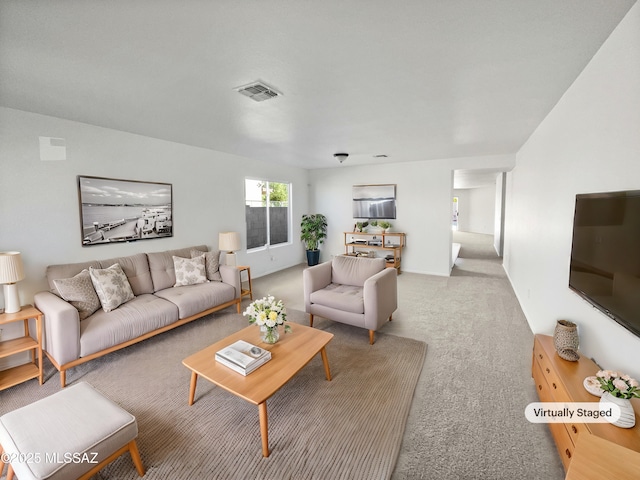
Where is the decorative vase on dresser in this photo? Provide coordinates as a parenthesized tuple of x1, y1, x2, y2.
(553, 319, 580, 361)
(600, 391, 637, 428)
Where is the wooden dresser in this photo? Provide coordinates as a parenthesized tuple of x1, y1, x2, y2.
(532, 334, 640, 472)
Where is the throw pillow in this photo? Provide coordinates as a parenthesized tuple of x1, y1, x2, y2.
(173, 254, 208, 286)
(191, 249, 222, 282)
(89, 263, 135, 312)
(53, 269, 101, 320)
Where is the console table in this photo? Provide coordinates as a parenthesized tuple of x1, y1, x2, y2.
(532, 334, 640, 472)
(344, 231, 405, 273)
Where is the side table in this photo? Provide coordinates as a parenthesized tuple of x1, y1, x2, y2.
(0, 305, 43, 391)
(237, 265, 253, 301)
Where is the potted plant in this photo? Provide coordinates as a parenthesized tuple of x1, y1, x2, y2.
(300, 214, 327, 266)
(378, 220, 392, 233)
(355, 221, 368, 232)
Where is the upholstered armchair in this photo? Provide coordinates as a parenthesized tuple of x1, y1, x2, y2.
(303, 255, 397, 344)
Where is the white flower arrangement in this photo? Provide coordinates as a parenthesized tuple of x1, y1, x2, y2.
(243, 295, 291, 333)
(596, 370, 640, 399)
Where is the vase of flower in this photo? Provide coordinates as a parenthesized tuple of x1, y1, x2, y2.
(596, 369, 640, 428)
(243, 295, 291, 345)
(600, 391, 636, 428)
(260, 326, 280, 344)
(553, 319, 579, 361)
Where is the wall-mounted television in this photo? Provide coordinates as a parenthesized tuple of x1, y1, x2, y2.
(568, 190, 640, 338)
(353, 184, 396, 219)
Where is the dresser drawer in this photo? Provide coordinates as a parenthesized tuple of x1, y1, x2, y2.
(549, 420, 575, 471)
(533, 337, 570, 401)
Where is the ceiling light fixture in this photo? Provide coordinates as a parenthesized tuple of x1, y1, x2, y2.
(334, 153, 349, 164)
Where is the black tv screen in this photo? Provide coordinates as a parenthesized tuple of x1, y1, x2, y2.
(569, 190, 640, 338)
(352, 184, 396, 219)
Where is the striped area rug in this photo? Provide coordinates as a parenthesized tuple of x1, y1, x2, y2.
(0, 310, 427, 480)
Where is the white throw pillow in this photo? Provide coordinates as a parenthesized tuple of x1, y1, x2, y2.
(89, 263, 135, 312)
(173, 254, 208, 286)
(53, 269, 101, 320)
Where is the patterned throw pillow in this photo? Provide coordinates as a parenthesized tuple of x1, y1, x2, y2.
(173, 254, 208, 287)
(191, 249, 222, 282)
(53, 269, 101, 320)
(89, 263, 135, 312)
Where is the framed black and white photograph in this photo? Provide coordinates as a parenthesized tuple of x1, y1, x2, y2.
(78, 175, 173, 246)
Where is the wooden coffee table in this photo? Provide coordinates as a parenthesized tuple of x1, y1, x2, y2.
(182, 323, 333, 457)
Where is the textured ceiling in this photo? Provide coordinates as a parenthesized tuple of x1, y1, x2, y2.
(0, 1, 636, 172)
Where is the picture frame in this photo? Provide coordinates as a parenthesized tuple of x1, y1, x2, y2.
(352, 184, 397, 219)
(77, 175, 173, 246)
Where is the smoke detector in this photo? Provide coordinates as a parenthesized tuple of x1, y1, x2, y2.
(235, 81, 282, 102)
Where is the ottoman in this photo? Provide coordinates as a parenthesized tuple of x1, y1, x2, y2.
(0, 382, 144, 480)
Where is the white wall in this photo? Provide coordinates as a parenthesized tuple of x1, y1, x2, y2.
(453, 184, 496, 235)
(504, 2, 640, 379)
(494, 173, 506, 256)
(309, 154, 514, 276)
(0, 107, 309, 306)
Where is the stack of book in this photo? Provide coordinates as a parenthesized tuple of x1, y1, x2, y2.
(215, 340, 271, 376)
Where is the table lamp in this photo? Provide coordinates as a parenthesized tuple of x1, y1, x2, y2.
(219, 232, 241, 266)
(0, 251, 25, 313)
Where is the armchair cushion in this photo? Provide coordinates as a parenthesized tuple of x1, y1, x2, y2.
(309, 283, 364, 314)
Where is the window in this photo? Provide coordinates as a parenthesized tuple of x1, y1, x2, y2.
(245, 179, 291, 250)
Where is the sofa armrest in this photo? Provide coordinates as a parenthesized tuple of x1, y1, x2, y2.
(363, 268, 398, 329)
(33, 291, 81, 366)
(219, 265, 241, 298)
(303, 261, 332, 311)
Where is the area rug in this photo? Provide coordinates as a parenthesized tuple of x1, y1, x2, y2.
(0, 309, 427, 480)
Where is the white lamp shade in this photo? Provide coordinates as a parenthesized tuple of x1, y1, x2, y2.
(0, 252, 25, 284)
(219, 232, 241, 253)
(0, 252, 24, 313)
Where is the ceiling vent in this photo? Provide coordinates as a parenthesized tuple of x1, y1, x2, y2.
(236, 81, 282, 102)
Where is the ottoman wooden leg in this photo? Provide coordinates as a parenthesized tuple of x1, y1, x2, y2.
(129, 440, 146, 476)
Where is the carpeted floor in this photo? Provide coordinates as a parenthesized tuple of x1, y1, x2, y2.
(0, 310, 426, 480)
(252, 231, 566, 480)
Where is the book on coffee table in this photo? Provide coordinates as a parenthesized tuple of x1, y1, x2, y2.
(215, 340, 271, 376)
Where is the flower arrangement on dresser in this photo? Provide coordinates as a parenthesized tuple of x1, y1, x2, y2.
(596, 370, 640, 429)
(596, 370, 640, 399)
(243, 295, 290, 344)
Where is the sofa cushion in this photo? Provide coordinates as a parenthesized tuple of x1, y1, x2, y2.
(98, 253, 153, 295)
(46, 261, 102, 296)
(309, 283, 364, 314)
(154, 282, 236, 319)
(147, 245, 208, 292)
(79, 294, 179, 357)
(331, 256, 385, 287)
(53, 269, 101, 320)
(173, 254, 207, 286)
(192, 249, 222, 282)
(89, 264, 135, 312)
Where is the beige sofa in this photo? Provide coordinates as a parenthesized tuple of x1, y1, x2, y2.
(303, 255, 397, 344)
(34, 245, 241, 387)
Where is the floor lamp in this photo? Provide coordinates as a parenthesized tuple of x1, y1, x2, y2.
(0, 251, 25, 313)
(219, 232, 241, 266)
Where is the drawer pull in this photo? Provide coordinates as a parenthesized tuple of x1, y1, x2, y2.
(539, 354, 543, 359)
(565, 448, 571, 459)
(538, 384, 542, 391)
(572, 425, 577, 434)
(552, 382, 557, 389)
(546, 367, 550, 373)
